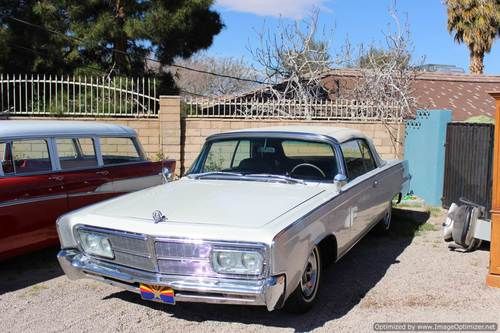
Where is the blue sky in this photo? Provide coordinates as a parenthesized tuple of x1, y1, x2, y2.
(209, 0, 500, 74)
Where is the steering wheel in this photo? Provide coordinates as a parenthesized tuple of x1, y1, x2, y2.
(290, 163, 326, 179)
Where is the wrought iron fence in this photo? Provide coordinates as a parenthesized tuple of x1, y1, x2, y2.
(0, 74, 159, 118)
(182, 96, 403, 121)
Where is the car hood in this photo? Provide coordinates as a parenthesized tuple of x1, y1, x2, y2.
(90, 178, 326, 228)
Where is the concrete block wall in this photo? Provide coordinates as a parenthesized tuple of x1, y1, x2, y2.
(182, 118, 404, 171)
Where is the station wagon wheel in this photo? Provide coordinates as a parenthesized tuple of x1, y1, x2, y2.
(284, 246, 321, 313)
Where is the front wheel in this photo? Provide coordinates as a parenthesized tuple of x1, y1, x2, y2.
(284, 246, 321, 313)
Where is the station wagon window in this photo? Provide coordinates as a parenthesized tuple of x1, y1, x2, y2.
(0, 142, 14, 175)
(100, 137, 143, 165)
(341, 139, 377, 181)
(11, 139, 52, 174)
(56, 138, 98, 170)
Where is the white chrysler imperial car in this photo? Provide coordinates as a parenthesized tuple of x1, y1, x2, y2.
(57, 126, 410, 313)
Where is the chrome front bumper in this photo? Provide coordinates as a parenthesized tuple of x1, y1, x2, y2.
(57, 249, 286, 311)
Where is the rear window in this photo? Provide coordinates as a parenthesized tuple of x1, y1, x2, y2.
(56, 138, 98, 170)
(11, 139, 52, 174)
(282, 141, 334, 158)
(100, 137, 144, 165)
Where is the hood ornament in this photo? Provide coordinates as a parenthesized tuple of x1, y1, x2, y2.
(152, 210, 166, 224)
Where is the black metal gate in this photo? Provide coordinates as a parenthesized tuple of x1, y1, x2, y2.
(442, 122, 494, 217)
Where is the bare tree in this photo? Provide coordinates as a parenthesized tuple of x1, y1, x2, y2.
(170, 53, 259, 96)
(340, 9, 421, 121)
(250, 8, 332, 116)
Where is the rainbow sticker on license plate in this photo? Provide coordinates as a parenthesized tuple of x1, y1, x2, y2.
(139, 284, 175, 305)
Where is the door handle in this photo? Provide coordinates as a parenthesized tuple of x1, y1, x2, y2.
(373, 180, 379, 188)
(96, 170, 110, 176)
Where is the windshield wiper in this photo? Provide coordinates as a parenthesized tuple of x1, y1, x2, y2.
(244, 173, 306, 185)
(189, 171, 244, 179)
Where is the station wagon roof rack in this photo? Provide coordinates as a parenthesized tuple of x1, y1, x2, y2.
(0, 120, 136, 139)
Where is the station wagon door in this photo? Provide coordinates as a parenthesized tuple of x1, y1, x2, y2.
(98, 136, 162, 194)
(54, 137, 116, 210)
(0, 139, 67, 259)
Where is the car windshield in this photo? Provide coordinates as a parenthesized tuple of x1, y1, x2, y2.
(191, 138, 337, 182)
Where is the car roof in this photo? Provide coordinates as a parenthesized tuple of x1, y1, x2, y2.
(208, 126, 370, 144)
(0, 120, 136, 140)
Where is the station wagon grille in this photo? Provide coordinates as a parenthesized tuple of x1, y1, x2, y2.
(76, 226, 268, 279)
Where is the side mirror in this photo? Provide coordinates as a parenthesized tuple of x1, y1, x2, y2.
(334, 174, 347, 192)
(162, 167, 173, 183)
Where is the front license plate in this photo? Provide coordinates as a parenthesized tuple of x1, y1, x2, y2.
(139, 284, 175, 305)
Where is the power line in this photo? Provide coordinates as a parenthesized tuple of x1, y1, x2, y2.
(6, 42, 107, 75)
(7, 42, 214, 98)
(3, 16, 267, 85)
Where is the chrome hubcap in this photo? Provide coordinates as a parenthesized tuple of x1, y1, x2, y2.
(300, 250, 318, 299)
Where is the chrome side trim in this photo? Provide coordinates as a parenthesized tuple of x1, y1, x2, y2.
(0, 193, 67, 208)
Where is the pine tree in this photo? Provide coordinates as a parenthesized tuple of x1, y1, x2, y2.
(0, 0, 223, 92)
(0, 0, 72, 73)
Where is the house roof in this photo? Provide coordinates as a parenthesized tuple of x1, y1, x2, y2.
(0, 120, 136, 139)
(322, 69, 500, 121)
(412, 72, 500, 120)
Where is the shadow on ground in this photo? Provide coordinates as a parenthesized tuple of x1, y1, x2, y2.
(107, 208, 431, 332)
(0, 246, 62, 295)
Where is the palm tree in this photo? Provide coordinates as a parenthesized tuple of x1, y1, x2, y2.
(446, 0, 500, 74)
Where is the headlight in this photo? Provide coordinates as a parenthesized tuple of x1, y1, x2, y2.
(211, 249, 264, 275)
(78, 230, 114, 259)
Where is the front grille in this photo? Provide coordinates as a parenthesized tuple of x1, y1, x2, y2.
(155, 241, 211, 259)
(76, 226, 268, 279)
(109, 235, 148, 254)
(113, 251, 156, 272)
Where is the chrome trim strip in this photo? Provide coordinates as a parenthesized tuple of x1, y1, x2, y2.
(66, 191, 113, 198)
(0, 193, 67, 208)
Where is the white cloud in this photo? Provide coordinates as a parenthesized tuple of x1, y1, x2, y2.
(217, 0, 327, 19)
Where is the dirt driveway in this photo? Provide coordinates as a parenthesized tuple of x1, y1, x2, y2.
(1, 209, 499, 333)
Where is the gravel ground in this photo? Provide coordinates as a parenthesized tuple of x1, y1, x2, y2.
(1, 209, 499, 333)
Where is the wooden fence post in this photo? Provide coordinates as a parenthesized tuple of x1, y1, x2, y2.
(159, 96, 181, 175)
(487, 91, 500, 288)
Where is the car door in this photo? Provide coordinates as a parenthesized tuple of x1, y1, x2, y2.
(339, 139, 380, 242)
(54, 137, 116, 210)
(0, 139, 67, 260)
(357, 139, 388, 223)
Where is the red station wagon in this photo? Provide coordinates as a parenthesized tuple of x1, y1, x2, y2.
(0, 120, 175, 260)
